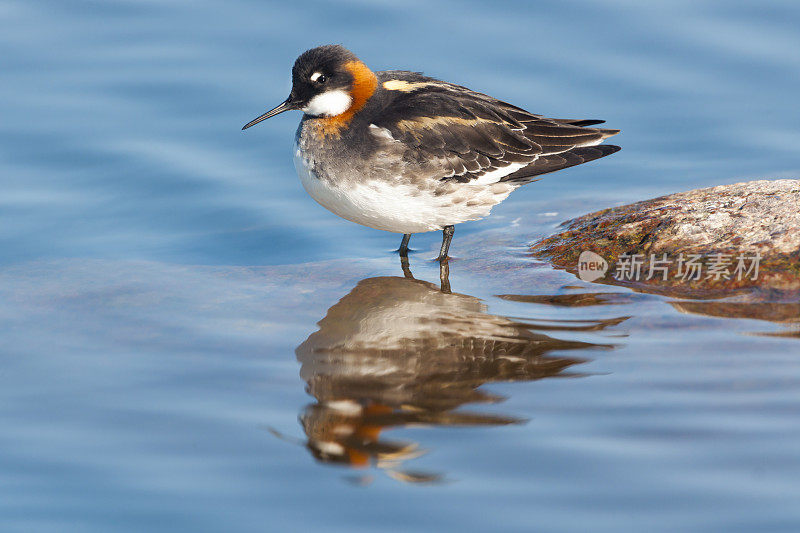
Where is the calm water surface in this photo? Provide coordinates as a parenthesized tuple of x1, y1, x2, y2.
(1, 1, 799, 531)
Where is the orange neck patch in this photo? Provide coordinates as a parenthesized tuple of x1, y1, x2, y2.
(313, 60, 377, 137)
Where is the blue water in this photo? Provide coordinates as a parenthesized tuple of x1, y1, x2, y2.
(1, 1, 799, 531)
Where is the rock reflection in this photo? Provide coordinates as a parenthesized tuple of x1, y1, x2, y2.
(294, 268, 627, 482)
(669, 299, 800, 337)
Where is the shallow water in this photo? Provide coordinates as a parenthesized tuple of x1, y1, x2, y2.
(1, 0, 800, 531)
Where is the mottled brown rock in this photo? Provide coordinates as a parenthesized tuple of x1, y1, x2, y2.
(531, 179, 800, 297)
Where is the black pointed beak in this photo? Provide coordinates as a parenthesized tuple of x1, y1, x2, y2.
(242, 98, 298, 130)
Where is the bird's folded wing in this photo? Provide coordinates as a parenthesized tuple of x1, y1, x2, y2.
(371, 82, 618, 184)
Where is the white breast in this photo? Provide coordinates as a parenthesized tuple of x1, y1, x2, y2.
(293, 144, 516, 234)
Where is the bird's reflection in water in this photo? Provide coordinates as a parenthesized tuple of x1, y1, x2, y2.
(293, 260, 627, 483)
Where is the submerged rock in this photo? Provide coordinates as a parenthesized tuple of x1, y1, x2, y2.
(531, 179, 800, 297)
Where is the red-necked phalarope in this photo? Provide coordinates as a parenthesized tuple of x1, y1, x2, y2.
(243, 45, 619, 260)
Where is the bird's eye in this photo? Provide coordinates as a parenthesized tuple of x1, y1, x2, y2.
(317, 75, 327, 84)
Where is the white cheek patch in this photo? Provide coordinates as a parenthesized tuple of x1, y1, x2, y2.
(310, 72, 322, 82)
(302, 90, 352, 117)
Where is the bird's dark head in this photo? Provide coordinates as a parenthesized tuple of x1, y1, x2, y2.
(242, 45, 377, 130)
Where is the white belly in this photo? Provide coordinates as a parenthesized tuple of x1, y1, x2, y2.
(293, 146, 515, 234)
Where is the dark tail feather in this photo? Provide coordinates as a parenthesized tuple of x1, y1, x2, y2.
(501, 145, 621, 184)
(554, 118, 606, 127)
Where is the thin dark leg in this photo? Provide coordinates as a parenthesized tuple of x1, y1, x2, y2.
(400, 255, 414, 279)
(439, 258, 451, 293)
(397, 233, 412, 257)
(437, 225, 455, 262)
